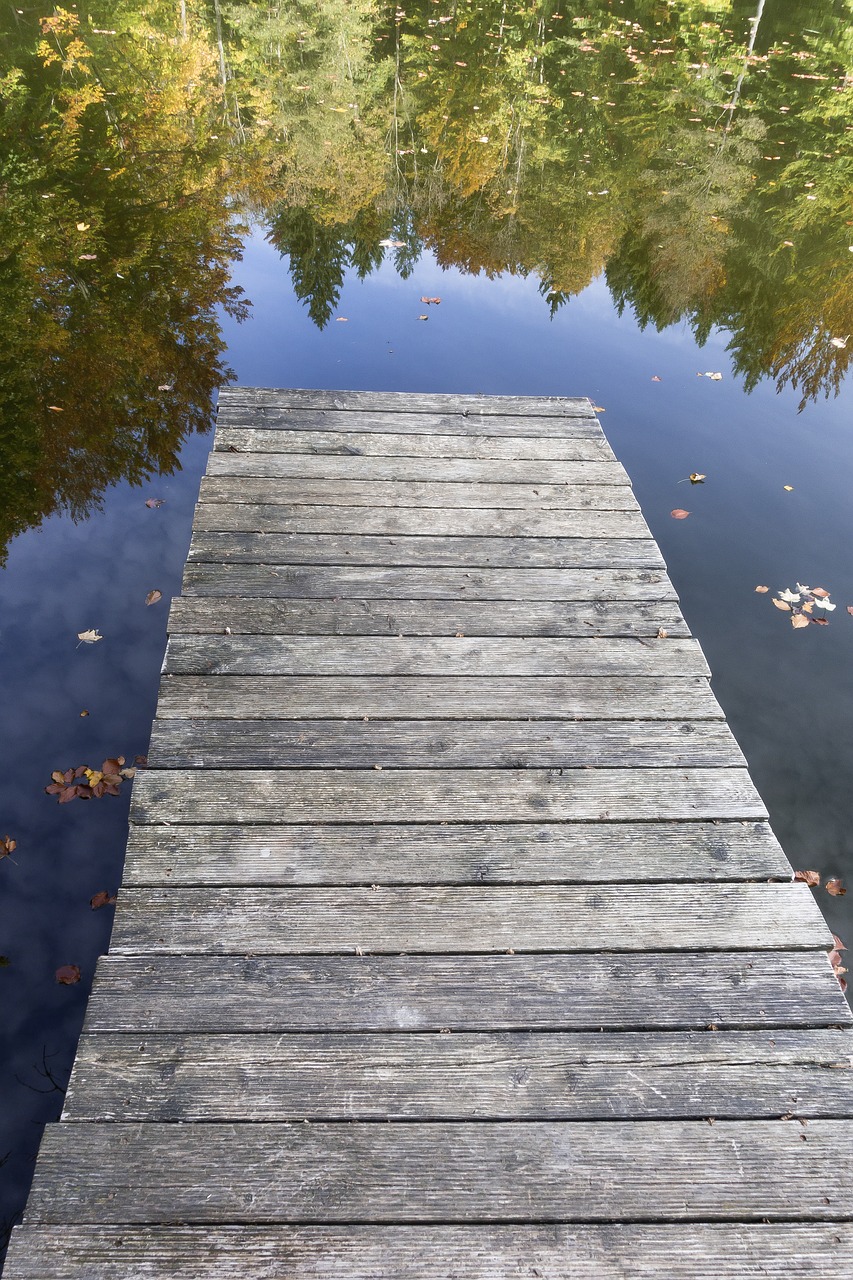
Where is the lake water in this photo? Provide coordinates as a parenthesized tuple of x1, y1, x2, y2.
(0, 0, 851, 1253)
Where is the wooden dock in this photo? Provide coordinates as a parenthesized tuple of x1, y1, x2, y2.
(5, 389, 852, 1278)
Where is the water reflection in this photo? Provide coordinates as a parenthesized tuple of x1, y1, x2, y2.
(0, 0, 850, 557)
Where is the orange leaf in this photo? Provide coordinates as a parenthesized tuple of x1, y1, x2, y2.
(826, 877, 847, 896)
(794, 869, 820, 886)
(670, 509, 690, 519)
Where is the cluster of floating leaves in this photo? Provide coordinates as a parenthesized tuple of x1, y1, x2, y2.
(44, 757, 135, 804)
(763, 583, 837, 628)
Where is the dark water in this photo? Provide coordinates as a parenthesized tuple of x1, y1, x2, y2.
(0, 0, 851, 1251)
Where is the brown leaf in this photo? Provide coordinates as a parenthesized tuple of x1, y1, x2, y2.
(826, 877, 847, 896)
(828, 948, 844, 969)
(833, 933, 846, 951)
(102, 758, 124, 773)
(420, 296, 441, 304)
(90, 891, 117, 910)
(791, 613, 810, 628)
(847, 607, 853, 617)
(651, 375, 662, 382)
(145, 589, 162, 607)
(794, 869, 821, 886)
(51, 770, 65, 785)
(689, 473, 706, 484)
(134, 754, 149, 768)
(811, 587, 830, 598)
(670, 509, 690, 519)
(754, 585, 769, 593)
(1, 835, 16, 859)
(145, 498, 164, 509)
(55, 964, 81, 985)
(772, 598, 791, 611)
(334, 316, 348, 322)
(810, 615, 829, 625)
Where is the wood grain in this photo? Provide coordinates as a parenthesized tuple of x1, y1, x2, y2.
(207, 451, 628, 486)
(83, 952, 852, 1032)
(108, 883, 828, 954)
(6, 1224, 853, 1280)
(24, 1120, 853, 1223)
(167, 597, 691, 637)
(146, 718, 743, 770)
(214, 426, 616, 460)
(188, 531, 665, 568)
(162, 635, 708, 678)
(120, 820, 791, 886)
(199, 476, 640, 510)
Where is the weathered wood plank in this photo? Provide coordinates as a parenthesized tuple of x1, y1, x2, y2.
(109, 884, 827, 954)
(6, 1224, 853, 1280)
(146, 718, 743, 770)
(182, 564, 673, 600)
(215, 407, 603, 438)
(23, 1120, 853, 1222)
(83, 952, 852, 1032)
(215, 426, 616, 460)
(63, 1030, 853, 1122)
(199, 476, 639, 511)
(193, 504, 652, 538)
(167, 597, 692, 637)
(131, 767, 764, 825)
(163, 636, 708, 678)
(189, 532, 665, 569)
(206, 452, 627, 486)
(120, 820, 791, 886)
(218, 387, 595, 418)
(155, 675, 723, 720)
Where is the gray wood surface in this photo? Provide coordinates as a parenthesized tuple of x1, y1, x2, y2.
(120, 820, 790, 886)
(206, 452, 628, 485)
(146, 718, 744, 770)
(218, 387, 595, 417)
(167, 596, 692, 636)
(9, 388, 848, 1280)
(83, 952, 852, 1032)
(215, 425, 616, 460)
(131, 766, 767, 824)
(182, 564, 673, 599)
(64, 1030, 853, 1122)
(155, 675, 723, 720)
(194, 503, 652, 537)
(189, 531, 665, 568)
(200, 475, 640, 509)
(6, 1224, 853, 1280)
(23, 1120, 853, 1223)
(163, 635, 708, 677)
(108, 883, 828, 954)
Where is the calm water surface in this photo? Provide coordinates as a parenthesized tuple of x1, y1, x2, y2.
(0, 0, 851, 1250)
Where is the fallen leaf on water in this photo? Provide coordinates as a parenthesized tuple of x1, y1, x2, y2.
(47, 405, 63, 412)
(783, 484, 794, 491)
(77, 253, 97, 260)
(829, 337, 848, 349)
(80, 709, 89, 717)
(651, 375, 662, 381)
(90, 891, 117, 910)
(145, 589, 162, 607)
(76, 222, 90, 231)
(833, 933, 847, 951)
(794, 869, 821, 886)
(134, 754, 148, 768)
(145, 498, 164, 509)
(56, 965, 81, 985)
(801, 601, 814, 613)
(335, 316, 349, 322)
(592, 405, 605, 412)
(1, 835, 16, 860)
(772, 599, 791, 611)
(689, 473, 706, 484)
(379, 238, 405, 248)
(455, 60, 467, 66)
(671, 509, 690, 519)
(814, 598, 836, 611)
(420, 296, 441, 304)
(811, 615, 829, 625)
(76, 629, 102, 644)
(418, 314, 428, 320)
(847, 606, 853, 617)
(755, 585, 769, 593)
(778, 588, 800, 603)
(826, 877, 847, 896)
(810, 587, 830, 598)
(703, 371, 723, 380)
(791, 613, 810, 628)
